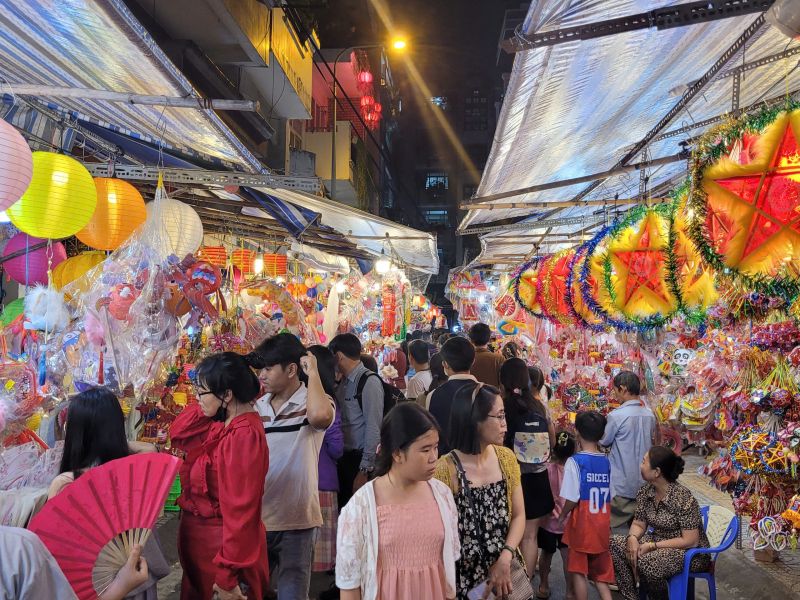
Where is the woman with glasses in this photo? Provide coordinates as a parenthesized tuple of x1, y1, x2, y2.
(434, 382, 527, 599)
(170, 352, 269, 600)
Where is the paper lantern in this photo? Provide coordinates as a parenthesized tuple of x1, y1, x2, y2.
(0, 119, 34, 210)
(357, 71, 373, 85)
(565, 243, 605, 331)
(198, 246, 228, 267)
(604, 205, 678, 327)
(360, 95, 375, 108)
(0, 297, 25, 326)
(689, 107, 800, 295)
(77, 178, 146, 250)
(513, 256, 545, 318)
(2, 233, 66, 286)
(8, 152, 97, 239)
(538, 250, 577, 325)
(145, 194, 204, 259)
(580, 224, 635, 331)
(51, 251, 107, 291)
(669, 184, 718, 317)
(232, 249, 256, 275)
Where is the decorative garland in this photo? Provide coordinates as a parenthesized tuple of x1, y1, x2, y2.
(565, 242, 606, 332)
(580, 223, 635, 331)
(540, 249, 579, 326)
(513, 255, 546, 319)
(666, 181, 716, 325)
(602, 203, 678, 330)
(688, 101, 800, 300)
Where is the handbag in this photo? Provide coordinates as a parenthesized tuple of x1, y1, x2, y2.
(450, 451, 534, 600)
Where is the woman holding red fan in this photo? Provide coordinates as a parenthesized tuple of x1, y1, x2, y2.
(170, 352, 270, 600)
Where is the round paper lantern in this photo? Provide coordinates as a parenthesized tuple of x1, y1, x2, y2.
(668, 184, 718, 318)
(51, 251, 106, 291)
(145, 196, 204, 258)
(689, 107, 800, 295)
(0, 297, 25, 326)
(8, 152, 97, 239)
(2, 233, 66, 286)
(77, 178, 146, 250)
(513, 256, 546, 318)
(604, 205, 678, 328)
(0, 119, 33, 210)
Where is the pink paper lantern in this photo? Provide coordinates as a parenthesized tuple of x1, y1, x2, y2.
(3, 233, 67, 286)
(0, 119, 34, 210)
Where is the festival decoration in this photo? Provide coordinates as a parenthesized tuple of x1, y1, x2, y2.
(565, 242, 605, 331)
(604, 204, 678, 328)
(0, 298, 24, 327)
(8, 152, 97, 239)
(77, 178, 146, 251)
(689, 104, 800, 296)
(232, 248, 256, 276)
(668, 183, 719, 319)
(538, 250, 578, 325)
(197, 246, 227, 267)
(262, 253, 288, 276)
(0, 118, 34, 210)
(514, 256, 546, 318)
(580, 224, 635, 331)
(144, 178, 203, 259)
(50, 252, 107, 291)
(2, 233, 66, 286)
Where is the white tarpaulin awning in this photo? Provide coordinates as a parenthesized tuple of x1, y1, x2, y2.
(290, 240, 350, 275)
(462, 1, 800, 267)
(244, 188, 440, 275)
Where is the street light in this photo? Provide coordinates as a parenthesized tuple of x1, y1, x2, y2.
(330, 38, 408, 202)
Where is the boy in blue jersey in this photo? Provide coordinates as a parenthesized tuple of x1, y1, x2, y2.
(558, 411, 613, 600)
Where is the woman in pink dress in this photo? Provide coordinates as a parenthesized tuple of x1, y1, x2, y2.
(336, 402, 460, 600)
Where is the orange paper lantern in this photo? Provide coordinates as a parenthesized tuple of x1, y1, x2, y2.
(262, 254, 287, 276)
(232, 249, 256, 275)
(77, 178, 146, 250)
(198, 246, 228, 267)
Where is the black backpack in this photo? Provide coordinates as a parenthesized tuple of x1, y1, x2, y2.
(354, 371, 405, 417)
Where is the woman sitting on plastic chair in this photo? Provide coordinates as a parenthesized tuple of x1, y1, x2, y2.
(609, 447, 711, 600)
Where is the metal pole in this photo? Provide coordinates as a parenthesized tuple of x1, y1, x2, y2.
(5, 85, 259, 112)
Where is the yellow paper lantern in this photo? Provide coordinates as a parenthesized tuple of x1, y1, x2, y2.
(8, 152, 97, 239)
(77, 178, 146, 250)
(51, 251, 107, 291)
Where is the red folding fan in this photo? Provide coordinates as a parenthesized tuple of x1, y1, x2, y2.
(28, 453, 181, 599)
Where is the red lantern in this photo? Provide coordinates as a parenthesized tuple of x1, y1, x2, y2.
(357, 71, 373, 85)
(373, 102, 382, 114)
(360, 95, 374, 108)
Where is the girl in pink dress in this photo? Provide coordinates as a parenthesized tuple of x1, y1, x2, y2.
(336, 403, 460, 600)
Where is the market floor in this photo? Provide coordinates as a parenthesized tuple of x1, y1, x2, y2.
(156, 449, 799, 599)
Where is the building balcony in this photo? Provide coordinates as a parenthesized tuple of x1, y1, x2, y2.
(303, 121, 359, 207)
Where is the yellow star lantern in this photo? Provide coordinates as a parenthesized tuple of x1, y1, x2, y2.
(605, 206, 678, 324)
(514, 256, 546, 318)
(670, 186, 718, 315)
(692, 108, 800, 291)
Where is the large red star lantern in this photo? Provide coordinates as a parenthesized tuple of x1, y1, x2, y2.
(606, 208, 678, 320)
(699, 109, 800, 281)
(538, 250, 577, 325)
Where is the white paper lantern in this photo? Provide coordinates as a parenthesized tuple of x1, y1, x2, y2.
(145, 195, 204, 259)
(0, 119, 34, 210)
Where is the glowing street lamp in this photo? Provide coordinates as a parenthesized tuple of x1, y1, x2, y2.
(391, 38, 408, 51)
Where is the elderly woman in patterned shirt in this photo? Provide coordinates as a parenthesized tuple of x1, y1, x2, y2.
(609, 446, 711, 600)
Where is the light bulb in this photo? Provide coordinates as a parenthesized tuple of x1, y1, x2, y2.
(375, 258, 391, 274)
(253, 255, 264, 275)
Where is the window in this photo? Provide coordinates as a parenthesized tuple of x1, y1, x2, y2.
(424, 209, 450, 225)
(464, 89, 489, 131)
(431, 96, 449, 110)
(425, 172, 449, 191)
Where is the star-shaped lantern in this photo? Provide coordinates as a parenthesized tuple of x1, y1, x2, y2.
(671, 187, 718, 312)
(566, 244, 605, 329)
(514, 256, 545, 318)
(700, 110, 800, 282)
(538, 250, 577, 325)
(606, 208, 678, 320)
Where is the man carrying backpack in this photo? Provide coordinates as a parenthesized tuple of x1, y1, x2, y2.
(330, 333, 385, 508)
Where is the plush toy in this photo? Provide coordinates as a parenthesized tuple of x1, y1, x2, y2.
(23, 286, 70, 333)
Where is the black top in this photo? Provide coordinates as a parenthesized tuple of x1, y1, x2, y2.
(428, 378, 476, 455)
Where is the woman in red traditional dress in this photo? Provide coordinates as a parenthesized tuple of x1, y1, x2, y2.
(170, 352, 269, 600)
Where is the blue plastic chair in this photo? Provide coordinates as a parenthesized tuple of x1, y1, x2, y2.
(638, 505, 739, 600)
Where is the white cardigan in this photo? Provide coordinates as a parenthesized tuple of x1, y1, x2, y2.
(335, 478, 460, 600)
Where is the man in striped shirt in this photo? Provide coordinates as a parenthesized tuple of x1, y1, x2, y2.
(252, 333, 335, 600)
